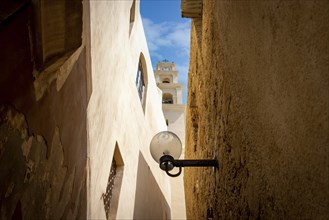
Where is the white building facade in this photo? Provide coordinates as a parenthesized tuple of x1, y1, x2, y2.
(87, 1, 172, 219)
(155, 61, 187, 219)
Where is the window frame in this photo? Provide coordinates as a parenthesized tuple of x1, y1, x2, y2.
(135, 54, 148, 112)
(136, 60, 145, 102)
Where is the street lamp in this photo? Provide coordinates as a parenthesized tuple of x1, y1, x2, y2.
(150, 131, 218, 177)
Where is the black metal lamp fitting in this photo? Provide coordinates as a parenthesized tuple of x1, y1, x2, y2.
(150, 131, 219, 178)
(159, 155, 218, 177)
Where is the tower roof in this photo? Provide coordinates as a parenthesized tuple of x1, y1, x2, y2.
(156, 61, 176, 71)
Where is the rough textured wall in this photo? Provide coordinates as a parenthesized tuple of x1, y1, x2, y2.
(185, 1, 329, 219)
(0, 3, 86, 219)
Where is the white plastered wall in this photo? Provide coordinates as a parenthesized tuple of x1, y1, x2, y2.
(163, 105, 187, 219)
(86, 0, 171, 219)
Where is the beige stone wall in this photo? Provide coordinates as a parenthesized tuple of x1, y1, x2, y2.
(185, 0, 329, 219)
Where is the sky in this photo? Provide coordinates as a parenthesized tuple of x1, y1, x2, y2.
(140, 0, 191, 104)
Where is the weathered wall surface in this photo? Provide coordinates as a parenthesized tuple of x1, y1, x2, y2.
(185, 1, 329, 219)
(0, 2, 87, 219)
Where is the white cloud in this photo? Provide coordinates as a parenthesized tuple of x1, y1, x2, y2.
(166, 23, 190, 49)
(151, 51, 164, 60)
(142, 18, 190, 56)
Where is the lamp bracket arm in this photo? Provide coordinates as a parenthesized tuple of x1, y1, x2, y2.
(173, 159, 218, 168)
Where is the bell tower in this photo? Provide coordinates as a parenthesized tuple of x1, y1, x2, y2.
(154, 60, 186, 219)
(154, 60, 185, 143)
(155, 61, 184, 105)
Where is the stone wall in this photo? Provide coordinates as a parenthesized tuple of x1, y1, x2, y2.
(0, 2, 86, 219)
(184, 1, 329, 219)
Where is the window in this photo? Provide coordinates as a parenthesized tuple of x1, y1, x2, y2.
(136, 61, 145, 102)
(103, 160, 117, 218)
(162, 78, 170, 83)
(135, 53, 148, 111)
(129, 0, 136, 35)
(103, 143, 124, 220)
(162, 93, 173, 104)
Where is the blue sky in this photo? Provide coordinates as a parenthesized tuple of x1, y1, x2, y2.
(140, 0, 191, 104)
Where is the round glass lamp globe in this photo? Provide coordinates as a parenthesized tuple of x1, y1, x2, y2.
(150, 131, 182, 163)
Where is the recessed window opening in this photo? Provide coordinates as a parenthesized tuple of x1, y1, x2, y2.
(136, 60, 145, 102)
(129, 0, 136, 35)
(136, 53, 148, 111)
(103, 143, 124, 220)
(103, 160, 116, 218)
(162, 78, 170, 83)
(162, 93, 173, 104)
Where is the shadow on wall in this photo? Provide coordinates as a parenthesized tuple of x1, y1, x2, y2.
(0, 1, 86, 219)
(133, 152, 171, 219)
(103, 143, 124, 220)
